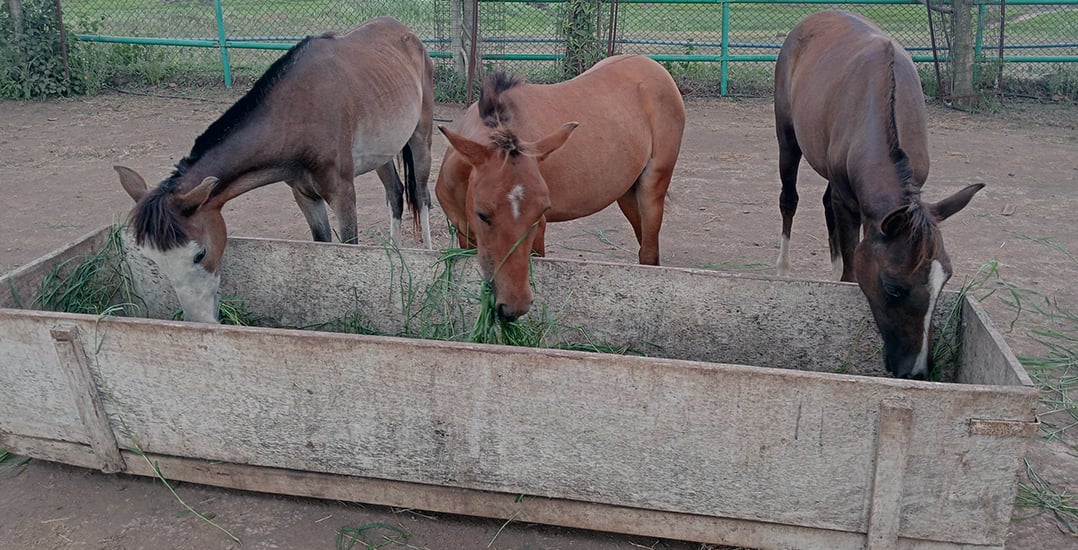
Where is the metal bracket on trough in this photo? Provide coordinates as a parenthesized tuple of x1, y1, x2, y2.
(968, 417, 1040, 438)
(50, 325, 127, 474)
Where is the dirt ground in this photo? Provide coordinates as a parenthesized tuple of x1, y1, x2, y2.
(1, 92, 1076, 550)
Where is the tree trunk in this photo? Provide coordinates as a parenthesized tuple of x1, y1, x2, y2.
(951, 0, 977, 109)
(451, 0, 475, 77)
(8, 0, 24, 40)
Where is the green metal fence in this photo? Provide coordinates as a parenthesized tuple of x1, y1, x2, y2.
(46, 0, 1078, 98)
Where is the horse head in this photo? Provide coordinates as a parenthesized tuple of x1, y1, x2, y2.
(115, 165, 225, 323)
(854, 183, 984, 379)
(439, 122, 578, 322)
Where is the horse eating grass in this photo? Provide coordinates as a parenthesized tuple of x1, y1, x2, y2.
(774, 11, 984, 379)
(115, 16, 434, 323)
(436, 55, 686, 323)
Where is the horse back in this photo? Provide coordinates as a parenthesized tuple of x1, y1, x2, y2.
(264, 18, 431, 171)
(500, 55, 686, 219)
(775, 11, 928, 187)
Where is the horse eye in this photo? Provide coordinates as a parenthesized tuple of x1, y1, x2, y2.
(193, 249, 206, 264)
(477, 212, 491, 225)
(883, 282, 907, 300)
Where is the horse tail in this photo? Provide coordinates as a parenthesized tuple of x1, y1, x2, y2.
(401, 144, 422, 233)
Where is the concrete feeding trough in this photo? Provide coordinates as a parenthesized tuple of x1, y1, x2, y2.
(0, 225, 1038, 550)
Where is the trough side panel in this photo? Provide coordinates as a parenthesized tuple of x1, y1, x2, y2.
(214, 241, 965, 379)
(530, 261, 965, 380)
(55, 314, 1033, 545)
(215, 239, 461, 334)
(0, 227, 110, 309)
(0, 312, 90, 445)
(956, 297, 1036, 389)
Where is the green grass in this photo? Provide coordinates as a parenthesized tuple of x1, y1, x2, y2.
(956, 239, 1078, 536)
(33, 225, 144, 317)
(55, 0, 1077, 99)
(1015, 459, 1078, 536)
(336, 523, 411, 550)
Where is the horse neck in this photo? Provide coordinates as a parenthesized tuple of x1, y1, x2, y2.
(174, 125, 297, 203)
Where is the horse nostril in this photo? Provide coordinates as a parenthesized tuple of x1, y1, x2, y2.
(495, 303, 519, 323)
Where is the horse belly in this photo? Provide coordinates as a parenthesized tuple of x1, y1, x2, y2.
(349, 114, 418, 175)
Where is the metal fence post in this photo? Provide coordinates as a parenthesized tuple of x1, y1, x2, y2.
(720, 1, 729, 96)
(213, 0, 233, 88)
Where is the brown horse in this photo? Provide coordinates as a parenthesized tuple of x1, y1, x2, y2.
(774, 10, 984, 379)
(437, 55, 685, 323)
(115, 17, 434, 323)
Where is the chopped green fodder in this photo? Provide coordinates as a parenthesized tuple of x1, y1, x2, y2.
(34, 225, 144, 317)
(1015, 459, 1078, 537)
(337, 523, 410, 550)
(170, 295, 263, 326)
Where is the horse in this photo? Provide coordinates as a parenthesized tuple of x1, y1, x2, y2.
(436, 55, 685, 323)
(115, 16, 434, 323)
(774, 10, 984, 379)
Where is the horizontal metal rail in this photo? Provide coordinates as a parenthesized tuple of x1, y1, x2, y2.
(70, 0, 1078, 93)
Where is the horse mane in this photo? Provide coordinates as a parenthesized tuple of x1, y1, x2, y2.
(881, 40, 941, 269)
(130, 184, 187, 250)
(171, 32, 331, 179)
(131, 34, 331, 250)
(479, 72, 524, 157)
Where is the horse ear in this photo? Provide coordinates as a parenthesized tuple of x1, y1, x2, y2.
(879, 205, 910, 239)
(114, 165, 148, 202)
(930, 183, 985, 222)
(439, 126, 490, 167)
(176, 177, 219, 214)
(525, 122, 579, 162)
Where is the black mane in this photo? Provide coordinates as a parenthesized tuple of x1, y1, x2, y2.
(478, 72, 524, 155)
(479, 72, 522, 129)
(170, 33, 330, 179)
(130, 186, 186, 250)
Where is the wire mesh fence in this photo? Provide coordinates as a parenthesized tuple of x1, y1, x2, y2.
(3, 0, 1076, 101)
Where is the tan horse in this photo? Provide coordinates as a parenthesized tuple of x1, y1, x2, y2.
(116, 17, 434, 323)
(774, 11, 984, 379)
(437, 55, 685, 322)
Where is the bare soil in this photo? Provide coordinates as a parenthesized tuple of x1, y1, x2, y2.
(1, 92, 1076, 549)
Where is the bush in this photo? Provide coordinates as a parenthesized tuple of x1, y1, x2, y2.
(0, 0, 88, 98)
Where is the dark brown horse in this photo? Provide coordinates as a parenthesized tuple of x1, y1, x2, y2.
(115, 17, 434, 323)
(774, 10, 984, 379)
(436, 55, 685, 322)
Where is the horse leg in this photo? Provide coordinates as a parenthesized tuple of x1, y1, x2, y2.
(831, 196, 861, 282)
(322, 165, 358, 244)
(633, 160, 673, 266)
(375, 162, 405, 246)
(406, 129, 434, 250)
(822, 184, 844, 279)
(776, 126, 802, 277)
(288, 178, 332, 242)
(616, 188, 644, 245)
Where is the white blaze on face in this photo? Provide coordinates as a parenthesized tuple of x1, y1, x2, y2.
(141, 240, 221, 324)
(913, 260, 947, 377)
(507, 184, 525, 220)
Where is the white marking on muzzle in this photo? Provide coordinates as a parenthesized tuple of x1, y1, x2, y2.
(914, 260, 946, 377)
(507, 184, 525, 220)
(142, 241, 221, 324)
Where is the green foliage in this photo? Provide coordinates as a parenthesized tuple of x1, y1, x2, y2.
(0, 0, 84, 98)
(34, 225, 144, 316)
(561, 0, 603, 78)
